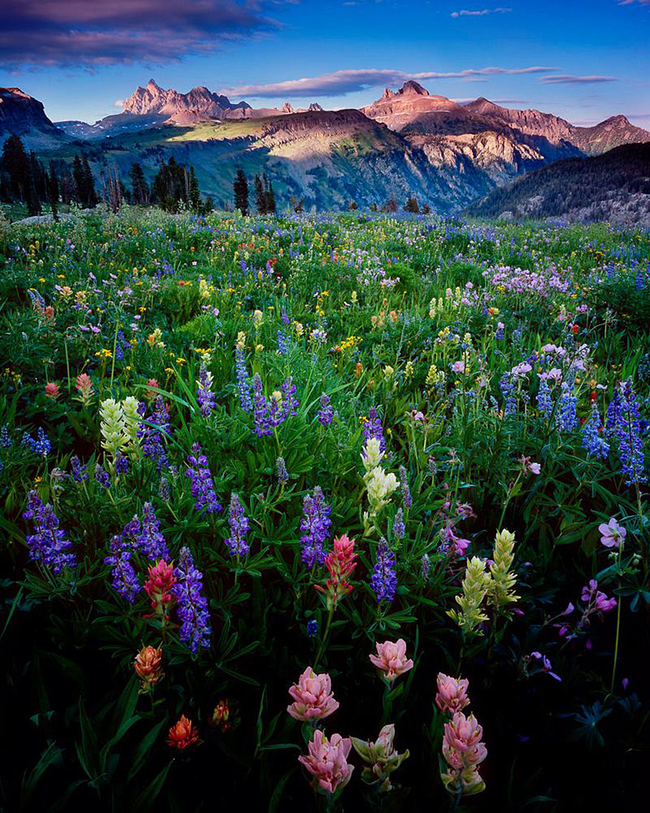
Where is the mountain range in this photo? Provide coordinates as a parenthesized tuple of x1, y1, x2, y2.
(1, 79, 648, 214)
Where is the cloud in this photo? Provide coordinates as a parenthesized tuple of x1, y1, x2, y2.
(223, 66, 558, 98)
(0, 1, 285, 66)
(618, 1, 650, 6)
(540, 74, 619, 84)
(451, 7, 512, 17)
(113, 99, 124, 107)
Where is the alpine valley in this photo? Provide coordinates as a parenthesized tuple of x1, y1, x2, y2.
(1, 78, 648, 215)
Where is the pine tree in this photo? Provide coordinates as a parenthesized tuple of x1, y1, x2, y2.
(189, 167, 200, 212)
(404, 197, 419, 213)
(27, 152, 42, 215)
(129, 163, 149, 205)
(254, 175, 265, 214)
(234, 168, 249, 216)
(47, 162, 59, 221)
(82, 156, 97, 208)
(265, 178, 276, 214)
(2, 134, 31, 201)
(72, 155, 86, 206)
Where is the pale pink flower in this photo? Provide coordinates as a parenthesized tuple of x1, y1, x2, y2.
(287, 667, 339, 721)
(436, 673, 470, 714)
(44, 382, 60, 400)
(598, 518, 626, 549)
(441, 711, 487, 796)
(298, 730, 354, 794)
(369, 639, 414, 682)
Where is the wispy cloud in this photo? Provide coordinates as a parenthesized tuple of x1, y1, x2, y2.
(540, 74, 619, 84)
(617, 1, 650, 7)
(0, 1, 287, 66)
(451, 7, 512, 17)
(223, 66, 558, 98)
(113, 99, 124, 107)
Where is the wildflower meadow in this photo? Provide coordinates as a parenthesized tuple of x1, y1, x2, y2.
(1, 210, 649, 811)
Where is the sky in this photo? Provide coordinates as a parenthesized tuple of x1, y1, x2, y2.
(0, 0, 649, 127)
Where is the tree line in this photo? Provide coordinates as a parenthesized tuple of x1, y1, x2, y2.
(1, 133, 437, 218)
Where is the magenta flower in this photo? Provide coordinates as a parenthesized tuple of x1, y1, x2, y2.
(369, 639, 414, 682)
(436, 673, 470, 714)
(287, 667, 339, 721)
(298, 730, 354, 794)
(581, 579, 617, 613)
(598, 518, 626, 549)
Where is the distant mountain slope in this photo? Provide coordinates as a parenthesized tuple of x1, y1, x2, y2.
(467, 142, 650, 224)
(0, 87, 68, 148)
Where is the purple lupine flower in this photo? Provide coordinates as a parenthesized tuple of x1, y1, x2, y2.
(370, 539, 397, 603)
(275, 377, 299, 425)
(137, 503, 170, 560)
(22, 427, 51, 456)
(582, 402, 609, 460)
(281, 308, 291, 325)
(225, 493, 250, 556)
(138, 397, 171, 471)
(299, 486, 332, 568)
(558, 379, 578, 432)
(235, 346, 253, 413)
(115, 454, 129, 475)
(608, 380, 647, 486)
(398, 465, 412, 509)
(252, 374, 273, 437)
(172, 547, 211, 652)
(420, 553, 430, 580)
(276, 456, 289, 485)
(196, 363, 217, 418)
(23, 490, 76, 574)
(495, 322, 505, 341)
(277, 329, 289, 355)
(185, 443, 222, 515)
(392, 507, 405, 540)
(363, 406, 385, 451)
(94, 462, 111, 488)
(70, 455, 88, 482)
(0, 425, 12, 448)
(317, 393, 334, 426)
(499, 373, 517, 416)
(536, 374, 553, 418)
(104, 535, 141, 602)
(159, 475, 170, 502)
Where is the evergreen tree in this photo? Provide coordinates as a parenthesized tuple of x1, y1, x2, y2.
(129, 163, 149, 205)
(265, 178, 276, 214)
(2, 134, 31, 200)
(72, 155, 86, 206)
(422, 203, 431, 215)
(254, 175, 265, 214)
(47, 162, 59, 221)
(189, 167, 200, 212)
(233, 168, 249, 216)
(82, 156, 97, 208)
(404, 197, 419, 213)
(27, 152, 42, 215)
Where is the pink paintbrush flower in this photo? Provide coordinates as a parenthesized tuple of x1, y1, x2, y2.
(369, 639, 414, 682)
(287, 667, 339, 721)
(298, 730, 354, 794)
(441, 711, 487, 797)
(436, 673, 470, 714)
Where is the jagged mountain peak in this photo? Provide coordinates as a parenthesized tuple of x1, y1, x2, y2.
(397, 80, 429, 97)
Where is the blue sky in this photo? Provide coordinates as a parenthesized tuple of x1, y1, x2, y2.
(1, 0, 648, 127)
